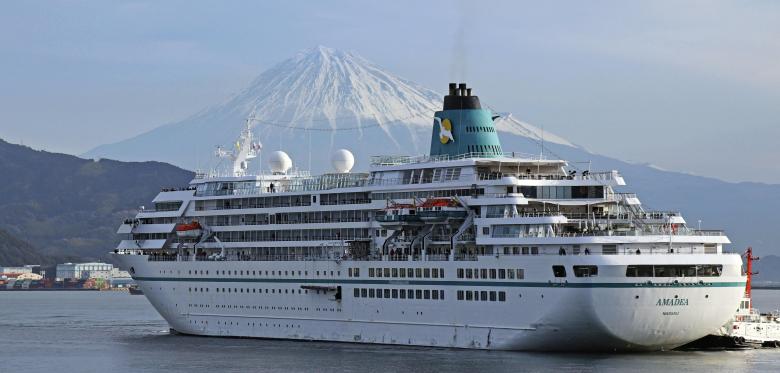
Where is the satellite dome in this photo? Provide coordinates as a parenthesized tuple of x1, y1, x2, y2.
(268, 151, 292, 174)
(331, 149, 355, 173)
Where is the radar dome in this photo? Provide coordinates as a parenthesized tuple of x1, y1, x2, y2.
(268, 151, 292, 174)
(331, 149, 355, 173)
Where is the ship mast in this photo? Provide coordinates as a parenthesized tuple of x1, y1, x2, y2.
(743, 247, 759, 308)
(214, 118, 262, 176)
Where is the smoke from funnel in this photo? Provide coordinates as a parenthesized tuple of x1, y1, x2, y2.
(449, 1, 468, 82)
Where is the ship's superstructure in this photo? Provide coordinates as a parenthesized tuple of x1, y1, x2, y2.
(113, 83, 745, 351)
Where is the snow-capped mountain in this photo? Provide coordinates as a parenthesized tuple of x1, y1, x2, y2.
(83, 46, 572, 173)
(83, 46, 780, 255)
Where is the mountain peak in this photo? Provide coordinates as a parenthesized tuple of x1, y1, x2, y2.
(296, 45, 353, 61)
(232, 46, 441, 128)
(83, 46, 573, 173)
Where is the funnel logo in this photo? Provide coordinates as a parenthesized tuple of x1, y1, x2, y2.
(434, 117, 455, 144)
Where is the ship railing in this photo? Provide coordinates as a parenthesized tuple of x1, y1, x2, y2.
(425, 254, 450, 261)
(485, 246, 721, 256)
(480, 193, 526, 198)
(641, 211, 682, 220)
(368, 171, 621, 188)
(194, 175, 370, 197)
(454, 254, 479, 261)
(114, 249, 145, 255)
(146, 254, 179, 261)
(203, 217, 372, 226)
(491, 229, 725, 239)
(370, 152, 551, 166)
(484, 211, 565, 219)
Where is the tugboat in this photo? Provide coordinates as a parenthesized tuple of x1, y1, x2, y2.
(681, 248, 780, 349)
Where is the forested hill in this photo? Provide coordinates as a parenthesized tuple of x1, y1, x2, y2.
(0, 138, 194, 262)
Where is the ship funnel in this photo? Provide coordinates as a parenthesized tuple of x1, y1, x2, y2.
(430, 82, 503, 158)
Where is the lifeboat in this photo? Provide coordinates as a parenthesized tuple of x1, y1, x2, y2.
(417, 198, 467, 222)
(175, 221, 203, 238)
(375, 202, 423, 229)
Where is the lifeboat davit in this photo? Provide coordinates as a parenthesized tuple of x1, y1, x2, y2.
(175, 221, 203, 238)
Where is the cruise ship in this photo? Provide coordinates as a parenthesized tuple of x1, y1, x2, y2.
(113, 83, 746, 351)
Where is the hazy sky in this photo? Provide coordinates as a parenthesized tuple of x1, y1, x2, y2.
(1, 1, 778, 183)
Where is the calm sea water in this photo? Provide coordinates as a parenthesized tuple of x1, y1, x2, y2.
(2, 290, 780, 372)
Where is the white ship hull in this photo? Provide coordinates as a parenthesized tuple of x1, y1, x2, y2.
(117, 253, 744, 351)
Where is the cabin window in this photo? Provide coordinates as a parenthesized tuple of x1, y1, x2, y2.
(697, 265, 723, 277)
(498, 291, 506, 301)
(573, 265, 598, 277)
(626, 265, 653, 277)
(384, 268, 390, 277)
(552, 265, 567, 278)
